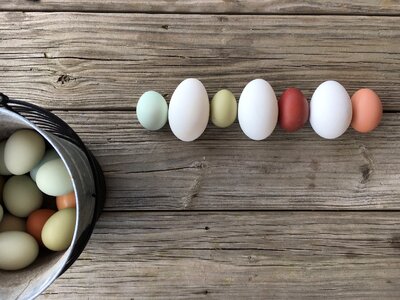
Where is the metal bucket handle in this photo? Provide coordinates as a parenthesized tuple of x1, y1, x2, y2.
(0, 93, 105, 275)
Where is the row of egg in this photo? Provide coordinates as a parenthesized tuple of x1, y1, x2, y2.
(0, 130, 76, 271)
(137, 79, 382, 141)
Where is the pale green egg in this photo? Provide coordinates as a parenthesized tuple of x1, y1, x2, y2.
(30, 149, 59, 182)
(0, 141, 11, 175)
(36, 158, 74, 196)
(211, 89, 237, 128)
(4, 130, 46, 175)
(137, 91, 168, 130)
(0, 231, 39, 270)
(3, 175, 43, 218)
(42, 208, 76, 251)
(0, 175, 4, 203)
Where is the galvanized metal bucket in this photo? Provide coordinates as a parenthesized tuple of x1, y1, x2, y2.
(0, 93, 105, 299)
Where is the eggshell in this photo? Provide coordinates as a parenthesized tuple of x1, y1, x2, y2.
(56, 192, 76, 210)
(4, 129, 45, 175)
(3, 175, 43, 218)
(168, 78, 209, 141)
(30, 149, 59, 182)
(278, 88, 309, 132)
(0, 205, 3, 223)
(137, 91, 168, 130)
(0, 214, 26, 232)
(27, 209, 56, 244)
(310, 81, 352, 139)
(42, 208, 76, 251)
(36, 159, 74, 196)
(351, 88, 382, 133)
(211, 89, 237, 128)
(0, 175, 4, 203)
(0, 141, 11, 175)
(238, 79, 278, 140)
(0, 231, 39, 270)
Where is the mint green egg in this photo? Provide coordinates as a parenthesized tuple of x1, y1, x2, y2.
(137, 91, 168, 130)
(211, 89, 237, 128)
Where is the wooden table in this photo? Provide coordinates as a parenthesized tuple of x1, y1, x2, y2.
(1, 1, 400, 299)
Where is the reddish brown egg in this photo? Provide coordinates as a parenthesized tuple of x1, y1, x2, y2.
(56, 192, 76, 210)
(351, 88, 382, 133)
(278, 88, 309, 132)
(26, 209, 55, 244)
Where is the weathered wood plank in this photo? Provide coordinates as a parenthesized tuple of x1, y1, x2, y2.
(1, 13, 400, 110)
(48, 110, 400, 210)
(2, 0, 400, 15)
(39, 211, 400, 299)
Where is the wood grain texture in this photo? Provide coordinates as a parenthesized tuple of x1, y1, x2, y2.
(39, 211, 400, 299)
(49, 110, 400, 211)
(0, 12, 400, 110)
(2, 0, 400, 15)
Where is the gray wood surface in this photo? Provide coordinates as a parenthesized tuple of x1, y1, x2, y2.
(1, 0, 400, 15)
(0, 2, 399, 299)
(0, 13, 400, 110)
(41, 212, 400, 299)
(52, 110, 400, 210)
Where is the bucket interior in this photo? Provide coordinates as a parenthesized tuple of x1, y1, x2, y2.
(0, 109, 80, 299)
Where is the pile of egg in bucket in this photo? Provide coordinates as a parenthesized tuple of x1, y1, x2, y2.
(0, 130, 75, 271)
(136, 79, 382, 140)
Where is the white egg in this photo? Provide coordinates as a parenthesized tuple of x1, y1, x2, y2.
(0, 231, 39, 270)
(168, 78, 209, 142)
(310, 81, 352, 139)
(238, 79, 278, 140)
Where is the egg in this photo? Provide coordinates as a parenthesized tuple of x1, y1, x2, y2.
(56, 192, 76, 210)
(0, 231, 39, 270)
(137, 91, 168, 130)
(351, 88, 382, 133)
(36, 158, 74, 196)
(168, 78, 209, 141)
(310, 81, 352, 139)
(4, 129, 46, 175)
(0, 141, 11, 175)
(30, 149, 59, 182)
(42, 208, 76, 251)
(238, 79, 278, 140)
(278, 87, 309, 132)
(0, 204, 3, 223)
(0, 214, 26, 232)
(211, 89, 237, 128)
(26, 209, 56, 244)
(3, 175, 43, 218)
(0, 175, 4, 203)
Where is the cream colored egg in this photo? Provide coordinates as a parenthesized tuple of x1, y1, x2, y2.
(0, 231, 39, 270)
(30, 149, 59, 182)
(3, 175, 43, 218)
(0, 214, 26, 232)
(36, 159, 74, 196)
(5, 130, 46, 175)
(42, 208, 76, 251)
(0, 141, 11, 175)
